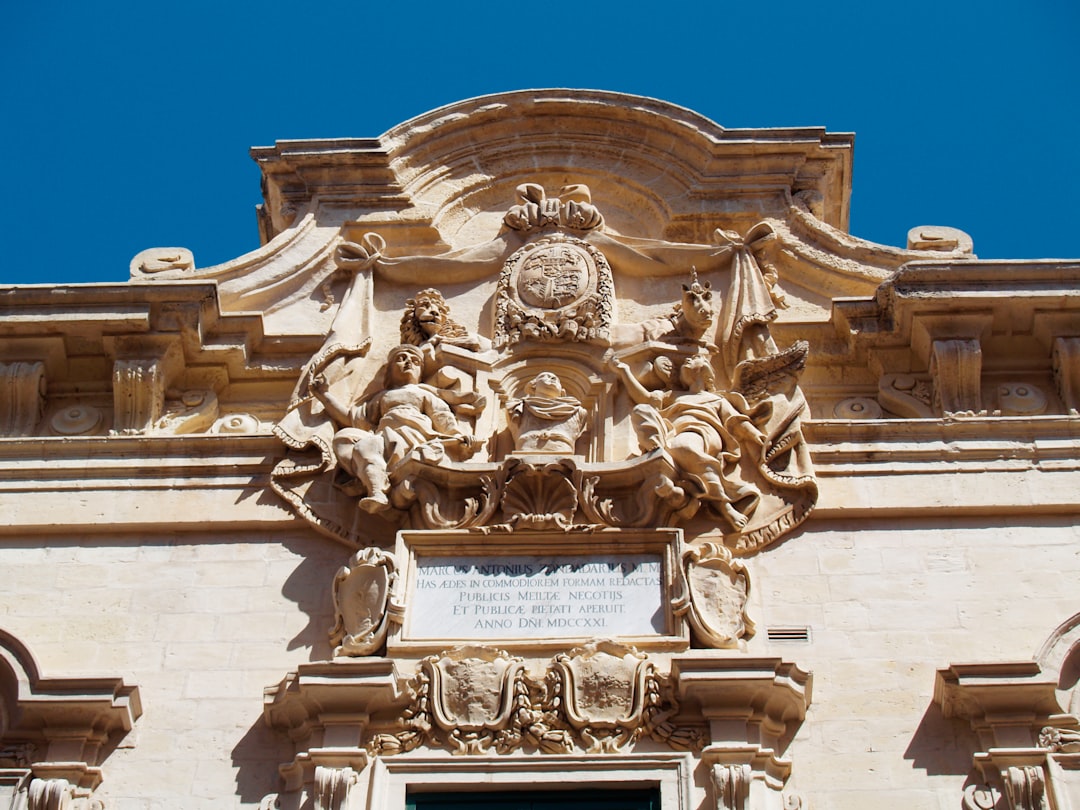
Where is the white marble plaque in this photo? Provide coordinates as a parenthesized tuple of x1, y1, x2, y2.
(409, 554, 665, 640)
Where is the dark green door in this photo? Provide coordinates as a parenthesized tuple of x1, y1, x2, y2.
(407, 787, 660, 810)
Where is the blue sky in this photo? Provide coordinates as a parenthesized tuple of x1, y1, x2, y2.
(1, 1, 1076, 285)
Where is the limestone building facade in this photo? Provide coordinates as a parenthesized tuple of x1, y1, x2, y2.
(1, 90, 1079, 810)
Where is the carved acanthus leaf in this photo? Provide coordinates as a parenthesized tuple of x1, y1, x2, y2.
(712, 763, 752, 810)
(313, 766, 357, 810)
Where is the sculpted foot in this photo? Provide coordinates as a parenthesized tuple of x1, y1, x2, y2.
(723, 504, 749, 531)
(360, 494, 391, 513)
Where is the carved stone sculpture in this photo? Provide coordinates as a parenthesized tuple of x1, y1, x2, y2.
(677, 542, 754, 649)
(371, 642, 700, 757)
(310, 344, 480, 513)
(506, 372, 589, 454)
(615, 353, 761, 531)
(329, 548, 397, 657)
(372, 646, 531, 756)
(272, 181, 817, 551)
(399, 287, 491, 412)
(611, 269, 717, 348)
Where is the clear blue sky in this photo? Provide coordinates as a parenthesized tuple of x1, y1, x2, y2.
(2, 1, 1076, 285)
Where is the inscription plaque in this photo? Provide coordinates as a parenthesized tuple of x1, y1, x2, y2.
(409, 554, 664, 640)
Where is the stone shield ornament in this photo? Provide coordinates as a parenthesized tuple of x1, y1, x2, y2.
(426, 646, 528, 754)
(677, 542, 754, 649)
(550, 640, 651, 752)
(329, 548, 397, 657)
(494, 233, 613, 346)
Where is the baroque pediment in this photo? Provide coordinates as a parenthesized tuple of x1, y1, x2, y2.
(122, 90, 978, 338)
(266, 180, 822, 552)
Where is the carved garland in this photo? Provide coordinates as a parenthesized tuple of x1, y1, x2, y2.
(370, 643, 702, 757)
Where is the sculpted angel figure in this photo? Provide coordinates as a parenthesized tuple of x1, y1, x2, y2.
(310, 344, 479, 513)
(506, 372, 589, 454)
(612, 353, 762, 530)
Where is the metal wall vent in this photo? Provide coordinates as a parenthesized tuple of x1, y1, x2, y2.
(766, 626, 811, 642)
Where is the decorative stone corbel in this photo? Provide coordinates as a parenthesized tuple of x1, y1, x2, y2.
(674, 655, 811, 809)
(1052, 337, 1080, 415)
(712, 762, 752, 810)
(0, 631, 141, 798)
(111, 357, 166, 434)
(934, 662, 1067, 810)
(930, 338, 983, 415)
(28, 777, 104, 810)
(1004, 765, 1047, 810)
(313, 765, 357, 810)
(0, 361, 46, 437)
(108, 338, 184, 435)
(263, 658, 398, 795)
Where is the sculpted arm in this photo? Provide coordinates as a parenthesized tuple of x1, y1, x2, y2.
(610, 358, 667, 409)
(311, 375, 374, 430)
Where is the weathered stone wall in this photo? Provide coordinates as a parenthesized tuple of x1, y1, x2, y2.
(3, 510, 1075, 807)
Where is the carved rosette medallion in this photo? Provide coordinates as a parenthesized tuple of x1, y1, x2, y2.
(495, 234, 613, 346)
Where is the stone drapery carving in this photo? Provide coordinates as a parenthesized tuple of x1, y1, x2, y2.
(371, 642, 701, 757)
(272, 183, 817, 552)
